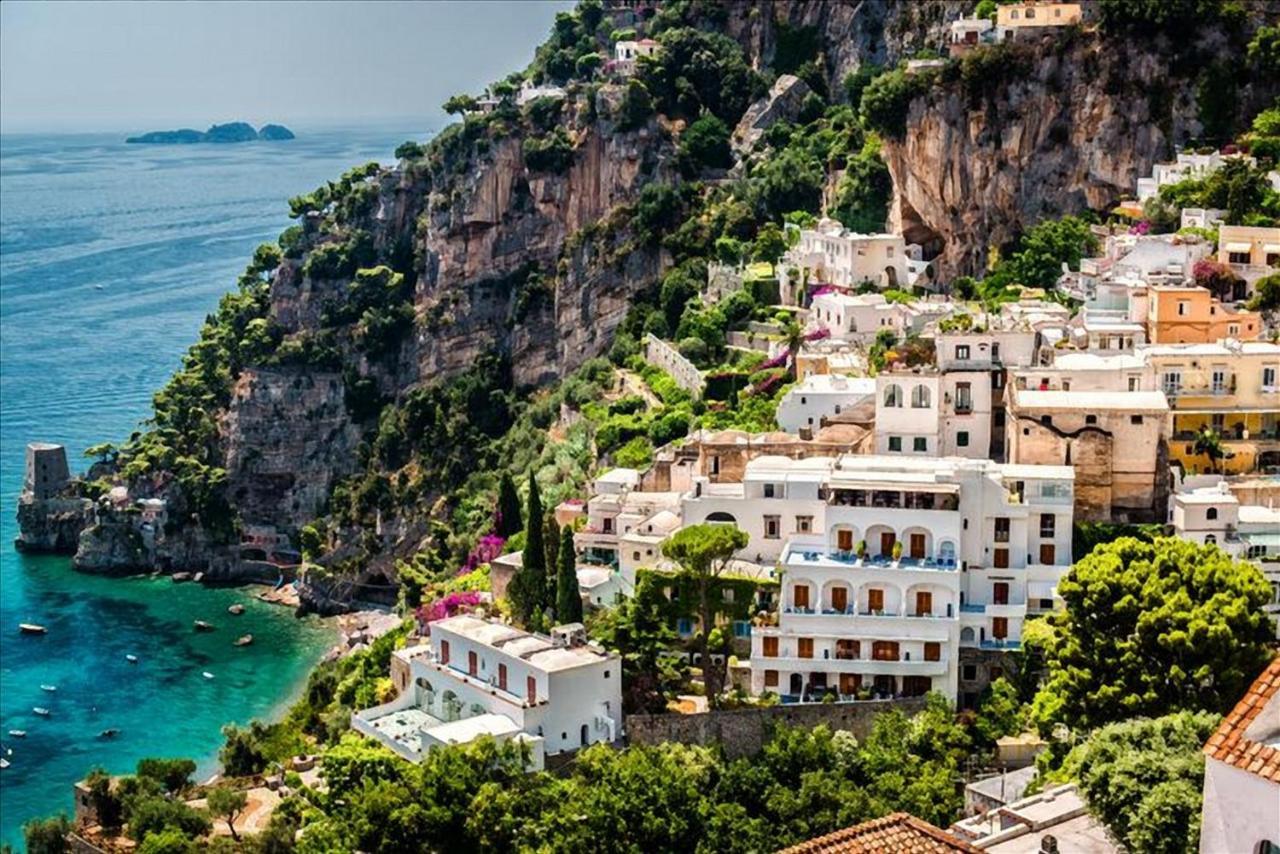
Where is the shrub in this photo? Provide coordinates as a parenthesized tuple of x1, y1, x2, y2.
(680, 114, 733, 170)
(859, 69, 927, 139)
(524, 128, 575, 173)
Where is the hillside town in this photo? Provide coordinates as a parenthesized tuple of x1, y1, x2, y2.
(13, 0, 1280, 852)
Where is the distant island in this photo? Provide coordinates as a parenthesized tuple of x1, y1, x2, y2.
(126, 122, 295, 144)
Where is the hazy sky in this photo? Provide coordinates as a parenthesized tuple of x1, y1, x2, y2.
(0, 0, 574, 133)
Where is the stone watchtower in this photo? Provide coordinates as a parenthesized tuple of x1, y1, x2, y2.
(24, 442, 71, 500)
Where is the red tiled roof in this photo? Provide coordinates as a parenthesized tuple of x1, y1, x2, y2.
(778, 813, 980, 854)
(1203, 656, 1280, 784)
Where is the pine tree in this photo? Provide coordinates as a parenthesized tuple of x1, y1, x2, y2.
(514, 472, 547, 626)
(496, 472, 523, 537)
(556, 526, 583, 624)
(544, 513, 561, 615)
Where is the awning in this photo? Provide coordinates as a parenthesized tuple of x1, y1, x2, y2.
(1242, 532, 1280, 548)
(1264, 244, 1280, 254)
(1028, 582, 1058, 599)
(1224, 242, 1252, 253)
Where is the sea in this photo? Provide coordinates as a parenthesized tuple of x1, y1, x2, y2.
(0, 124, 428, 849)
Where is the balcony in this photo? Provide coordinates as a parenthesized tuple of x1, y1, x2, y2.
(786, 549, 960, 573)
(764, 655, 948, 676)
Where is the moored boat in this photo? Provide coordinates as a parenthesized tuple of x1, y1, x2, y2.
(8, 730, 26, 738)
(19, 624, 47, 635)
(228, 604, 245, 615)
(98, 728, 120, 739)
(202, 671, 215, 679)
(40, 684, 57, 692)
(33, 707, 50, 716)
(193, 620, 215, 632)
(126, 654, 138, 663)
(234, 634, 254, 647)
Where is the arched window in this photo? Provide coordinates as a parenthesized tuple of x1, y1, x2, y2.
(1205, 534, 1217, 545)
(1206, 507, 1218, 520)
(911, 385, 931, 408)
(883, 384, 903, 408)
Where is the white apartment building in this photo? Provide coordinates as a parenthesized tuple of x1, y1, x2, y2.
(573, 468, 681, 594)
(778, 218, 927, 303)
(808, 292, 911, 342)
(353, 618, 622, 767)
(1060, 232, 1212, 307)
(679, 454, 1074, 702)
(609, 38, 659, 75)
(1013, 351, 1149, 393)
(875, 369, 944, 457)
(948, 16, 996, 55)
(1181, 207, 1224, 230)
(1136, 151, 1253, 202)
(776, 374, 876, 433)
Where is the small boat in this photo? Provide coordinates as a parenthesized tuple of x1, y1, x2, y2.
(202, 672, 215, 680)
(234, 634, 254, 647)
(33, 707, 50, 717)
(1, 758, 10, 769)
(98, 728, 120, 739)
(9, 730, 27, 738)
(172, 572, 194, 583)
(19, 624, 47, 635)
(126, 654, 138, 663)
(193, 620, 215, 632)
(94, 284, 105, 290)
(40, 684, 57, 693)
(228, 604, 245, 615)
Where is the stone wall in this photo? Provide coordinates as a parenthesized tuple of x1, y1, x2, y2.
(705, 263, 745, 304)
(643, 334, 704, 399)
(626, 697, 926, 759)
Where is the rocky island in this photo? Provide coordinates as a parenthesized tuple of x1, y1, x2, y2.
(126, 122, 295, 144)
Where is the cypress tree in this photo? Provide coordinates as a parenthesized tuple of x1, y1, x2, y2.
(556, 526, 583, 624)
(544, 513, 561, 615)
(496, 472, 523, 537)
(517, 473, 547, 625)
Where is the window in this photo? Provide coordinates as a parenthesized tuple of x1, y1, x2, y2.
(1207, 507, 1219, 520)
(1264, 366, 1278, 389)
(991, 343, 1000, 362)
(468, 650, 478, 676)
(955, 382, 972, 413)
(872, 641, 899, 661)
(1177, 300, 1190, 316)
(732, 620, 751, 638)
(832, 586, 848, 612)
(604, 669, 610, 679)
(798, 638, 814, 659)
(1205, 534, 1217, 545)
(889, 436, 903, 452)
(1130, 415, 1144, 425)
(924, 642, 941, 662)
(1039, 598, 1054, 610)
(676, 617, 694, 636)
(1163, 371, 1182, 394)
(710, 456, 720, 475)
(793, 584, 810, 609)
(527, 676, 537, 704)
(1085, 414, 1097, 425)
(603, 517, 614, 534)
(763, 483, 776, 498)
(911, 384, 932, 408)
(764, 669, 779, 688)
(915, 590, 932, 616)
(994, 548, 1009, 569)
(1040, 513, 1055, 538)
(498, 663, 507, 691)
(1040, 414, 1053, 426)
(868, 588, 884, 612)
(993, 582, 1009, 605)
(440, 640, 450, 665)
(762, 636, 779, 657)
(957, 431, 970, 447)
(1229, 250, 1251, 264)
(913, 437, 928, 452)
(956, 344, 970, 360)
(883, 383, 903, 408)
(764, 515, 781, 539)
(994, 517, 1010, 543)
(992, 617, 1008, 640)
(1128, 376, 1140, 391)
(722, 588, 735, 604)
(962, 665, 978, 681)
(1040, 543, 1056, 565)
(796, 515, 813, 533)
(1062, 380, 1072, 392)
(1228, 325, 1239, 337)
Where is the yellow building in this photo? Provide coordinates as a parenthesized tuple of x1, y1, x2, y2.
(1219, 224, 1280, 291)
(1147, 285, 1261, 344)
(996, 2, 1083, 31)
(1144, 341, 1280, 475)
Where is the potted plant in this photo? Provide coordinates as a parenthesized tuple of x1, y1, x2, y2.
(855, 540, 867, 561)
(891, 541, 903, 563)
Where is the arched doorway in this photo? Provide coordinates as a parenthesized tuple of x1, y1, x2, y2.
(581, 724, 590, 746)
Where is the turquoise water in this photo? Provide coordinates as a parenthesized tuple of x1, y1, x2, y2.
(0, 126, 426, 847)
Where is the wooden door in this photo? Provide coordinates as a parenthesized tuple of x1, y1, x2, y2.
(910, 533, 926, 559)
(924, 642, 941, 661)
(880, 531, 896, 556)
(793, 584, 810, 610)
(993, 582, 1009, 605)
(468, 650, 478, 676)
(1039, 543, 1056, 566)
(798, 638, 814, 659)
(992, 617, 1008, 639)
(993, 548, 1009, 569)
(872, 641, 899, 661)
(831, 586, 848, 613)
(839, 674, 860, 695)
(868, 588, 884, 613)
(915, 591, 932, 616)
(837, 529, 854, 552)
(762, 636, 778, 657)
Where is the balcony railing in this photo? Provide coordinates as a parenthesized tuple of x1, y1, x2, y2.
(782, 606, 956, 619)
(793, 550, 960, 571)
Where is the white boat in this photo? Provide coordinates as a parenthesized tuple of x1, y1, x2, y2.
(1, 758, 10, 769)
(19, 624, 47, 635)
(202, 672, 214, 680)
(33, 707, 50, 716)
(126, 654, 138, 663)
(40, 684, 57, 692)
(8, 730, 26, 738)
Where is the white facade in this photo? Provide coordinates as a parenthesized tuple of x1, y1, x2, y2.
(1181, 207, 1224, 230)
(573, 468, 681, 594)
(735, 454, 1074, 702)
(610, 38, 659, 75)
(779, 218, 925, 303)
(808, 292, 910, 342)
(1136, 151, 1253, 202)
(776, 374, 876, 433)
(875, 371, 943, 457)
(353, 617, 622, 765)
(1013, 351, 1149, 394)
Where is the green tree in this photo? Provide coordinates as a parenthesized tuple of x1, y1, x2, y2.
(124, 796, 210, 844)
(662, 523, 749, 708)
(543, 513, 561, 614)
(556, 526, 583, 624)
(972, 677, 1023, 749)
(1192, 427, 1226, 474)
(591, 574, 686, 712)
(1249, 24, 1280, 75)
(510, 473, 548, 627)
(23, 815, 71, 854)
(135, 758, 196, 794)
(136, 829, 196, 854)
(752, 222, 789, 268)
(442, 94, 479, 115)
(859, 69, 926, 139)
(679, 114, 733, 170)
(84, 769, 123, 830)
(1057, 712, 1220, 854)
(496, 472, 523, 537)
(998, 216, 1098, 290)
(1247, 271, 1280, 312)
(206, 786, 248, 841)
(1032, 537, 1273, 732)
(219, 723, 268, 777)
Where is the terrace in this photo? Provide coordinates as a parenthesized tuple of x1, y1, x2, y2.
(784, 549, 959, 573)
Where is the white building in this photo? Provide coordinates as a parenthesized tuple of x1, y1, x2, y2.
(353, 617, 622, 767)
(1013, 351, 1149, 394)
(948, 16, 996, 55)
(808, 292, 911, 342)
(610, 38, 659, 75)
(679, 453, 1074, 702)
(573, 468, 681, 595)
(875, 369, 943, 457)
(778, 218, 931, 304)
(1198, 657, 1280, 854)
(1181, 207, 1224, 231)
(517, 81, 567, 106)
(776, 374, 876, 433)
(1136, 150, 1254, 202)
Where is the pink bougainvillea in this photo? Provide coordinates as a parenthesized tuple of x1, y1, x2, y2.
(458, 533, 506, 576)
(1128, 220, 1151, 236)
(417, 591, 484, 624)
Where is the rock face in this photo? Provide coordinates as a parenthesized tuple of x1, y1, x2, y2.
(882, 32, 1280, 278)
(733, 74, 812, 153)
(15, 496, 92, 553)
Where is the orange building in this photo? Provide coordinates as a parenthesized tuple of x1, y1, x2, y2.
(1146, 285, 1261, 344)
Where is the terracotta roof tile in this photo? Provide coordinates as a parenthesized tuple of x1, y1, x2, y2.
(778, 813, 980, 854)
(1203, 656, 1280, 782)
